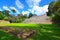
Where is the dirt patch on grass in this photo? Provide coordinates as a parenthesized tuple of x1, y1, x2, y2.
(0, 20, 10, 23)
(0, 27, 36, 40)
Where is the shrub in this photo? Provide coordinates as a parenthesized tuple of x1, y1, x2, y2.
(4, 16, 9, 21)
(0, 13, 4, 20)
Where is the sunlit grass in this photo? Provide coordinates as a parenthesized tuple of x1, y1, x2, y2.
(0, 23, 38, 27)
(0, 23, 60, 40)
(7, 23, 38, 27)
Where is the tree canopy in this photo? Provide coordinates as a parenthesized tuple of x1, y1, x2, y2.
(47, 0, 60, 26)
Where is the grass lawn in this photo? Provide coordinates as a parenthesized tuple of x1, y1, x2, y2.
(0, 30, 21, 40)
(0, 23, 38, 27)
(0, 23, 60, 40)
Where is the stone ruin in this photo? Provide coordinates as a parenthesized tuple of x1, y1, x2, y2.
(23, 14, 52, 24)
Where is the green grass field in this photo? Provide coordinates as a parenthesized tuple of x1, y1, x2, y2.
(0, 23, 60, 40)
(0, 30, 21, 40)
(0, 23, 38, 27)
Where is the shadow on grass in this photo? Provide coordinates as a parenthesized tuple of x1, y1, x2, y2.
(31, 24, 60, 40)
(0, 24, 60, 40)
(0, 30, 21, 40)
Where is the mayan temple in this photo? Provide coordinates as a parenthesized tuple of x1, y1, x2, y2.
(23, 14, 52, 24)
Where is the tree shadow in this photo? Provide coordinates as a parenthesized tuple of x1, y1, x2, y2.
(31, 24, 60, 40)
(0, 30, 21, 40)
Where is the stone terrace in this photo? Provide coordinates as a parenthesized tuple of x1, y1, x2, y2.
(23, 15, 52, 24)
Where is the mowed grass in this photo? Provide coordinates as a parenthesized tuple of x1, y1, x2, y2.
(0, 23, 60, 40)
(0, 23, 38, 27)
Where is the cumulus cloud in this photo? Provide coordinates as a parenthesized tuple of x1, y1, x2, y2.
(22, 11, 30, 15)
(10, 7, 20, 14)
(26, 0, 41, 7)
(3, 6, 10, 11)
(28, 5, 49, 15)
(15, 0, 24, 9)
(25, 0, 49, 16)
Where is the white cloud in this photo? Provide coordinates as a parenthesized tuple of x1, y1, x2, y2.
(3, 6, 10, 11)
(28, 5, 49, 15)
(10, 7, 20, 14)
(26, 0, 41, 7)
(22, 11, 30, 15)
(15, 0, 24, 9)
(25, 0, 49, 16)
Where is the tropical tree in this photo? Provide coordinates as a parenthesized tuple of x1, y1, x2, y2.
(2, 10, 10, 21)
(3, 10, 10, 16)
(52, 8, 60, 26)
(28, 13, 33, 18)
(47, 1, 55, 16)
(0, 11, 4, 20)
(11, 9, 16, 16)
(11, 9, 16, 13)
(48, 0, 60, 26)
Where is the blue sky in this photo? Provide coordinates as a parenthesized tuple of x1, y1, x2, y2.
(0, 0, 53, 15)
